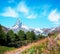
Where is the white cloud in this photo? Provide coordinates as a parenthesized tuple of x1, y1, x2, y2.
(27, 14, 37, 19)
(0, 7, 18, 18)
(17, 2, 29, 15)
(48, 9, 60, 24)
(17, 1, 38, 19)
(0, 1, 37, 19)
(1, 1, 48, 19)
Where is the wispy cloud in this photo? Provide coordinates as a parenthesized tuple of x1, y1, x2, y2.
(17, 1, 37, 19)
(48, 9, 60, 25)
(0, 1, 49, 19)
(17, 2, 29, 15)
(0, 7, 18, 18)
(27, 14, 37, 19)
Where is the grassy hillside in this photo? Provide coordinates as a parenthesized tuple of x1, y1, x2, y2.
(22, 34, 60, 54)
(22, 42, 60, 54)
(0, 46, 16, 54)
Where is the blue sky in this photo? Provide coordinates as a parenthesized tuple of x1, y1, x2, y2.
(0, 0, 60, 28)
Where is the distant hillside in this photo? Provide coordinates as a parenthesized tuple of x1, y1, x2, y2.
(52, 26, 60, 33)
(1, 25, 8, 33)
(42, 26, 60, 35)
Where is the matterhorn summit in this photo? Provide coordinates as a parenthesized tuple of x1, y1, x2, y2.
(10, 18, 22, 32)
(10, 18, 29, 32)
(10, 18, 44, 35)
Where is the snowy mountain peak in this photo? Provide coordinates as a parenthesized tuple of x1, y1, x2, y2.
(10, 18, 43, 34)
(10, 18, 22, 32)
(15, 18, 22, 26)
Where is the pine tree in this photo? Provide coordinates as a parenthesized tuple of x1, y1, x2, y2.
(18, 30, 25, 41)
(0, 24, 6, 45)
(7, 30, 15, 43)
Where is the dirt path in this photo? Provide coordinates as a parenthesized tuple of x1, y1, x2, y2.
(4, 38, 48, 54)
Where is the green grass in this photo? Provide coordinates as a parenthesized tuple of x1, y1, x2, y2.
(52, 33, 58, 39)
(0, 46, 16, 54)
(22, 43, 46, 54)
(22, 34, 60, 54)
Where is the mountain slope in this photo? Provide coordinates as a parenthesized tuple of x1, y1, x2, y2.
(10, 19, 43, 34)
(1, 25, 8, 33)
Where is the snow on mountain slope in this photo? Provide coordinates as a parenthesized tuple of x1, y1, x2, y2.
(9, 18, 45, 35)
(35, 28, 43, 33)
(10, 18, 22, 32)
(21, 24, 29, 30)
(34, 28, 43, 35)
(10, 25, 19, 29)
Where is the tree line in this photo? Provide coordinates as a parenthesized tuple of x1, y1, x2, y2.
(0, 25, 45, 48)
